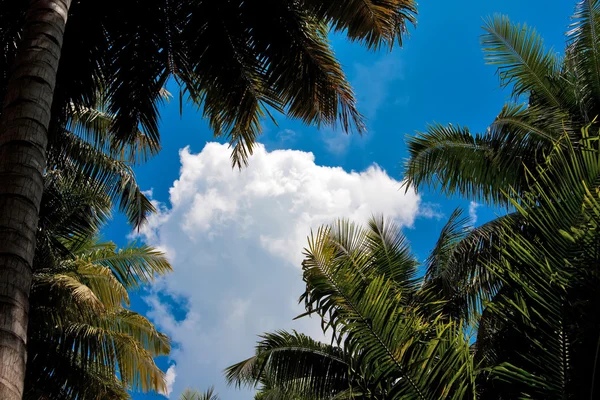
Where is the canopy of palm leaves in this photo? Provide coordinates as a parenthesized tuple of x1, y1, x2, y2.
(226, 217, 476, 399)
(404, 1, 600, 206)
(471, 126, 600, 399)
(24, 166, 172, 400)
(228, 126, 600, 399)
(0, 0, 416, 167)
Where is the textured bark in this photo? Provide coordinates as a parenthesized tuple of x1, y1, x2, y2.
(0, 1, 70, 398)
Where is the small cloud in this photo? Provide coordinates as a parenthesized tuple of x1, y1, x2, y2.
(161, 364, 177, 397)
(469, 201, 481, 225)
(418, 202, 444, 220)
(276, 129, 297, 143)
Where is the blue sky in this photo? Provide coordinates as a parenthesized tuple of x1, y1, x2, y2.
(108, 1, 575, 398)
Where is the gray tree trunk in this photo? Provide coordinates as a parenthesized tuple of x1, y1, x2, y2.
(0, 0, 70, 398)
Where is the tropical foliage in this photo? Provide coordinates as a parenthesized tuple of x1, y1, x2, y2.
(23, 162, 172, 399)
(404, 1, 600, 206)
(228, 126, 600, 399)
(227, 217, 477, 399)
(179, 387, 220, 400)
(225, 3, 600, 398)
(0, 0, 417, 166)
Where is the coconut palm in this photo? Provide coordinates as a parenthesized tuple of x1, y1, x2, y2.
(471, 126, 600, 399)
(227, 217, 476, 399)
(229, 127, 600, 398)
(23, 161, 171, 400)
(0, 2, 417, 395)
(402, 2, 600, 343)
(404, 2, 599, 205)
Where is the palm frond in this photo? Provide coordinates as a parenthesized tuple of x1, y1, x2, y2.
(66, 103, 161, 165)
(226, 330, 351, 398)
(300, 221, 476, 398)
(48, 131, 155, 229)
(567, 0, 600, 117)
(479, 126, 600, 398)
(482, 15, 565, 109)
(80, 241, 172, 290)
(302, 0, 417, 50)
(404, 122, 532, 205)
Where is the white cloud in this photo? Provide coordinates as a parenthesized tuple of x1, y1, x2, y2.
(469, 201, 481, 225)
(136, 143, 424, 399)
(161, 365, 177, 397)
(419, 202, 444, 220)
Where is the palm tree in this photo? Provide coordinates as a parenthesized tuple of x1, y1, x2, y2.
(404, 2, 598, 205)
(23, 160, 171, 399)
(227, 217, 476, 399)
(402, 2, 600, 356)
(471, 126, 600, 399)
(229, 126, 600, 398)
(0, 2, 417, 395)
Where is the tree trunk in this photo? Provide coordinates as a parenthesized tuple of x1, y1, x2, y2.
(0, 1, 70, 398)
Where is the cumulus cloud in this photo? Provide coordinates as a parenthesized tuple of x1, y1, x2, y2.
(137, 143, 424, 399)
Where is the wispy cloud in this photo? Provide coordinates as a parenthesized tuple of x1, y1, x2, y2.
(352, 54, 405, 119)
(321, 128, 351, 155)
(419, 202, 445, 220)
(469, 201, 481, 225)
(276, 128, 297, 143)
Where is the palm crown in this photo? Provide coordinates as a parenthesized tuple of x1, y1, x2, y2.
(404, 1, 600, 205)
(1, 0, 416, 167)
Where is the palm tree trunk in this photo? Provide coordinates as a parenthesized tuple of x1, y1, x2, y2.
(0, 0, 70, 398)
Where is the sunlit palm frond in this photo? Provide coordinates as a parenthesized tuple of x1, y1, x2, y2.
(482, 15, 566, 109)
(404, 122, 533, 205)
(179, 387, 220, 400)
(79, 241, 172, 290)
(299, 220, 476, 398)
(67, 103, 161, 165)
(48, 131, 155, 229)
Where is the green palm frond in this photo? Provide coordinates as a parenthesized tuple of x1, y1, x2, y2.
(567, 0, 600, 116)
(364, 216, 419, 294)
(477, 126, 600, 398)
(419, 209, 517, 325)
(481, 15, 565, 109)
(29, 233, 172, 398)
(48, 131, 155, 229)
(299, 220, 476, 399)
(302, 0, 417, 50)
(404, 122, 531, 205)
(66, 103, 161, 165)
(79, 241, 172, 290)
(226, 330, 351, 398)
